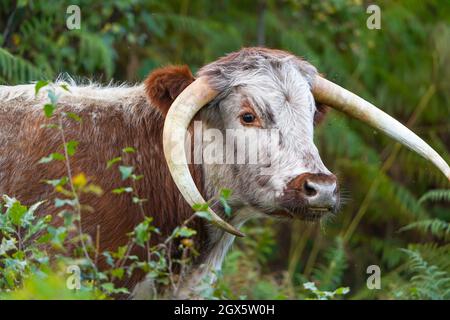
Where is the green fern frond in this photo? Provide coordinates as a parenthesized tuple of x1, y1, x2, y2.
(337, 159, 429, 221)
(419, 189, 450, 204)
(152, 13, 217, 37)
(76, 32, 114, 78)
(407, 243, 450, 271)
(0, 48, 46, 84)
(312, 236, 347, 291)
(400, 249, 450, 299)
(400, 219, 450, 240)
(318, 115, 380, 163)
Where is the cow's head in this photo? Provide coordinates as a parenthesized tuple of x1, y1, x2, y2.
(146, 47, 450, 237)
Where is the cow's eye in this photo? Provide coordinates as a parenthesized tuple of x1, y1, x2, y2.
(241, 113, 255, 123)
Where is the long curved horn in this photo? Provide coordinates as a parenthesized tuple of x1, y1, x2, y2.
(312, 76, 450, 181)
(162, 77, 245, 237)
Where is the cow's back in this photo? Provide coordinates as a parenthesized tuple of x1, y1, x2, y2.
(0, 83, 208, 285)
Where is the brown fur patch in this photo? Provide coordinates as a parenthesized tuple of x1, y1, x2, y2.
(0, 91, 208, 295)
(144, 65, 195, 116)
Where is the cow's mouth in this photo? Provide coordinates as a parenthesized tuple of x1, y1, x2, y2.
(272, 206, 333, 221)
(301, 207, 333, 221)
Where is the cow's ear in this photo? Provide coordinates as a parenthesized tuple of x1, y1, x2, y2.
(314, 102, 329, 126)
(144, 65, 195, 116)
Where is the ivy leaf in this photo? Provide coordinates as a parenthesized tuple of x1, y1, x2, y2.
(45, 176, 68, 187)
(102, 252, 115, 267)
(122, 147, 136, 153)
(106, 157, 122, 169)
(0, 238, 17, 256)
(132, 174, 144, 181)
(192, 203, 209, 211)
(111, 268, 125, 279)
(65, 112, 81, 123)
(220, 197, 232, 217)
(60, 83, 71, 92)
(112, 245, 128, 259)
(176, 226, 197, 238)
(220, 188, 232, 199)
(335, 287, 350, 295)
(132, 217, 155, 247)
(6, 201, 28, 226)
(132, 197, 147, 204)
(47, 89, 59, 105)
(119, 166, 134, 181)
(101, 282, 129, 294)
(43, 103, 56, 118)
(38, 152, 65, 164)
(112, 187, 133, 194)
(54, 198, 77, 208)
(34, 80, 49, 96)
(195, 211, 213, 222)
(21, 200, 45, 227)
(65, 140, 79, 156)
(134, 222, 150, 247)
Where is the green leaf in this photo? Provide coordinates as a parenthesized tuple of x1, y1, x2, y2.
(132, 174, 144, 181)
(134, 223, 150, 247)
(38, 152, 65, 164)
(113, 245, 128, 259)
(6, 201, 28, 226)
(220, 188, 232, 199)
(132, 197, 147, 204)
(45, 176, 68, 187)
(102, 252, 115, 267)
(65, 112, 81, 122)
(22, 200, 45, 226)
(0, 238, 17, 256)
(192, 203, 209, 211)
(58, 210, 74, 227)
(34, 80, 49, 96)
(111, 268, 125, 279)
(195, 211, 213, 221)
(54, 198, 76, 208)
(176, 226, 197, 238)
(334, 287, 350, 295)
(60, 83, 71, 92)
(119, 166, 134, 181)
(43, 103, 55, 118)
(65, 140, 79, 156)
(106, 157, 122, 169)
(112, 187, 133, 194)
(101, 282, 129, 294)
(122, 147, 136, 153)
(133, 217, 154, 247)
(101, 282, 115, 292)
(47, 226, 68, 248)
(47, 89, 59, 105)
(220, 197, 232, 217)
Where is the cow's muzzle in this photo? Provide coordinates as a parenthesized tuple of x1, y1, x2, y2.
(278, 173, 339, 221)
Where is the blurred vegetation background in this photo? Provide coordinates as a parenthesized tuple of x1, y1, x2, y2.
(0, 0, 449, 299)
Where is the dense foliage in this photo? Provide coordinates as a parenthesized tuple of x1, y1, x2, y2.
(0, 0, 449, 299)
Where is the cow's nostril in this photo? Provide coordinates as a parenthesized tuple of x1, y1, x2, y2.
(303, 180, 317, 197)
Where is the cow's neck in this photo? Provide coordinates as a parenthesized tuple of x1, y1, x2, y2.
(175, 207, 254, 299)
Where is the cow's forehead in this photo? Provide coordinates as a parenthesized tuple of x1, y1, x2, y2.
(198, 47, 318, 96)
(240, 60, 313, 108)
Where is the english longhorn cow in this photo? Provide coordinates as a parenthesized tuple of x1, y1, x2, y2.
(0, 47, 449, 298)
